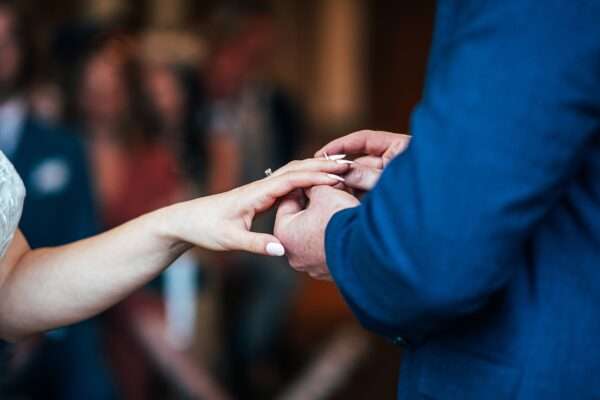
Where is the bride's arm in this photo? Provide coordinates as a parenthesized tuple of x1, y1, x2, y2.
(0, 159, 349, 341)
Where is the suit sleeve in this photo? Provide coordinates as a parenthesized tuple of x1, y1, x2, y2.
(326, 2, 600, 340)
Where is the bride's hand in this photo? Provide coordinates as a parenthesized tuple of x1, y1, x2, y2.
(164, 158, 351, 256)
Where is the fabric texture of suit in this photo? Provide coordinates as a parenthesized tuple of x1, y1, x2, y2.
(326, 1, 600, 398)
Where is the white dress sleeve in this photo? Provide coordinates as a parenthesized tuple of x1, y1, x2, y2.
(0, 151, 25, 259)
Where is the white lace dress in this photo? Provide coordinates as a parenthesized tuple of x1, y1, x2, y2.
(0, 151, 25, 260)
(0, 151, 25, 382)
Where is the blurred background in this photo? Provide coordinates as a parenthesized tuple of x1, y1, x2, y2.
(0, 0, 435, 398)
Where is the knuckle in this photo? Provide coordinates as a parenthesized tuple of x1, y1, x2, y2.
(352, 167, 365, 181)
(284, 171, 301, 183)
(251, 236, 264, 251)
(355, 129, 373, 137)
(279, 171, 297, 182)
(289, 260, 304, 271)
(309, 271, 326, 280)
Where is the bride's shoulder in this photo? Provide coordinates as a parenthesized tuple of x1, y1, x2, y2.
(0, 151, 25, 258)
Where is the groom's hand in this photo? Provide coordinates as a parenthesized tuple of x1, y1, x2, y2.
(316, 130, 411, 192)
(274, 186, 359, 280)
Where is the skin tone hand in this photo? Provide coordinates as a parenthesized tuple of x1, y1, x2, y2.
(273, 131, 409, 282)
(0, 159, 349, 340)
(316, 130, 411, 192)
(274, 185, 359, 281)
(171, 158, 351, 256)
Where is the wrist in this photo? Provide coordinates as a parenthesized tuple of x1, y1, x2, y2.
(150, 202, 194, 252)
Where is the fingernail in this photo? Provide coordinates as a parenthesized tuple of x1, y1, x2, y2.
(327, 174, 346, 182)
(328, 154, 347, 161)
(266, 243, 286, 257)
(335, 159, 355, 165)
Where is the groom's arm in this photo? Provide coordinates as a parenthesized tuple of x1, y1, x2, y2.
(326, 1, 600, 341)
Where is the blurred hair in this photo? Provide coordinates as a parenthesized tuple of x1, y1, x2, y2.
(165, 66, 208, 181)
(0, 0, 36, 91)
(227, 0, 273, 17)
(206, 0, 273, 50)
(68, 31, 161, 146)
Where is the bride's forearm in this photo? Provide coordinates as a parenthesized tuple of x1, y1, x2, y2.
(0, 159, 350, 341)
(0, 204, 190, 340)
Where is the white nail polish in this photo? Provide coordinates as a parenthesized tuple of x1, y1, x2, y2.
(329, 154, 347, 161)
(266, 243, 286, 256)
(327, 174, 346, 182)
(335, 160, 355, 165)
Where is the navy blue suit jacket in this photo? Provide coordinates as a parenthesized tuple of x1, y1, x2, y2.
(326, 1, 600, 398)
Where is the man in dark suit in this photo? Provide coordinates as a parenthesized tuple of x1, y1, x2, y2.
(275, 1, 600, 398)
(0, 2, 116, 399)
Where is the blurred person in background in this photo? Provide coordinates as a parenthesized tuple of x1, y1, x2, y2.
(143, 63, 206, 185)
(29, 81, 65, 126)
(0, 1, 117, 399)
(200, 4, 304, 396)
(75, 38, 193, 398)
(76, 38, 187, 228)
(138, 62, 210, 396)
